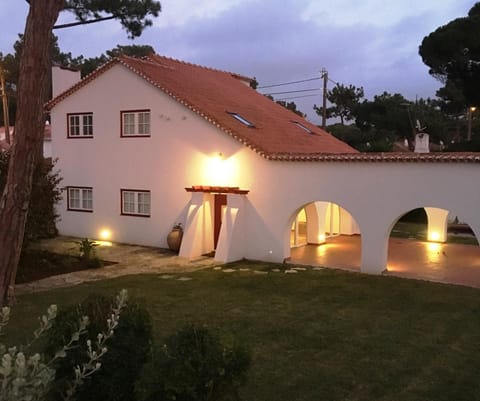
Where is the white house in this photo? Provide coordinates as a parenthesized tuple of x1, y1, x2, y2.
(47, 54, 480, 275)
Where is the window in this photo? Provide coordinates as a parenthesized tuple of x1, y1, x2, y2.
(68, 113, 93, 137)
(121, 110, 151, 137)
(292, 121, 314, 134)
(67, 186, 93, 212)
(121, 189, 151, 217)
(227, 112, 255, 128)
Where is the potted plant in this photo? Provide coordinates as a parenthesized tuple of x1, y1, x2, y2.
(167, 223, 183, 253)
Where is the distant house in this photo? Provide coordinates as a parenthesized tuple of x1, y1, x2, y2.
(0, 123, 52, 157)
(47, 54, 480, 274)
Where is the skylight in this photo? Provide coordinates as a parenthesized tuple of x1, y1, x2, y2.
(227, 112, 255, 128)
(292, 121, 313, 134)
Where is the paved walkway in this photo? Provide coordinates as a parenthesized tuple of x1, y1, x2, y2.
(16, 235, 480, 295)
(16, 237, 221, 295)
(290, 235, 480, 288)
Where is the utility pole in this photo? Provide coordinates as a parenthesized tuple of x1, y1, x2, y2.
(0, 64, 10, 144)
(320, 68, 328, 130)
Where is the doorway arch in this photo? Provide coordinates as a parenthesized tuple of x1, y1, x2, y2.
(287, 201, 362, 270)
(386, 206, 480, 286)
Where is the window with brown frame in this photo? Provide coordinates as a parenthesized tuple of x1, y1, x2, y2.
(67, 186, 93, 212)
(121, 189, 151, 217)
(121, 110, 151, 137)
(67, 113, 93, 138)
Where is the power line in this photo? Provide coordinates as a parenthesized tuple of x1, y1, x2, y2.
(262, 88, 321, 96)
(257, 77, 320, 89)
(275, 94, 320, 101)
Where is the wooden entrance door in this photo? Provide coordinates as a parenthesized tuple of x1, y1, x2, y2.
(214, 194, 227, 248)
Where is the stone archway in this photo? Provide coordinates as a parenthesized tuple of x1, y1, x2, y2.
(287, 201, 362, 270)
(386, 206, 480, 286)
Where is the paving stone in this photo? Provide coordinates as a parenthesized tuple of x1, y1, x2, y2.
(292, 267, 307, 271)
(253, 270, 268, 275)
(159, 275, 175, 279)
(285, 269, 298, 274)
(222, 269, 236, 273)
(272, 268, 281, 272)
(177, 277, 192, 281)
(213, 266, 222, 271)
(239, 268, 251, 271)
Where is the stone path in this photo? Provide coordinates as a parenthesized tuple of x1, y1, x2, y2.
(15, 237, 221, 295)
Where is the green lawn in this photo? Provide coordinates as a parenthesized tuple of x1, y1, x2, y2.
(5, 261, 480, 401)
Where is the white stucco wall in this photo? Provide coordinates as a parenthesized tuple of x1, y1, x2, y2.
(51, 64, 480, 274)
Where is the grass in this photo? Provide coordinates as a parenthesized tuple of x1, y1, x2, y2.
(4, 261, 480, 401)
(391, 221, 479, 245)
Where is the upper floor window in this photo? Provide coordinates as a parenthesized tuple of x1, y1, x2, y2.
(121, 110, 151, 137)
(68, 113, 93, 138)
(67, 186, 93, 212)
(121, 189, 151, 217)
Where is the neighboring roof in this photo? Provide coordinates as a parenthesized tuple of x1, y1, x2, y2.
(47, 54, 357, 156)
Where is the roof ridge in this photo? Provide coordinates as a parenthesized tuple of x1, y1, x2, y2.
(148, 54, 253, 82)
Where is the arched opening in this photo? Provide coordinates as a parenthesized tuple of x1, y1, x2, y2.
(288, 201, 361, 270)
(387, 207, 480, 286)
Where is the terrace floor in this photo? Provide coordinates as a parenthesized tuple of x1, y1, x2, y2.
(289, 235, 480, 288)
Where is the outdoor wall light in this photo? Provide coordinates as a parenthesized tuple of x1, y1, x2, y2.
(428, 231, 441, 242)
(99, 228, 112, 240)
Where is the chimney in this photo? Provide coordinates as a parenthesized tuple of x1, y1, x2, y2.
(52, 65, 81, 98)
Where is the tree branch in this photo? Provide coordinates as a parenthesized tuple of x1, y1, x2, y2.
(53, 15, 116, 30)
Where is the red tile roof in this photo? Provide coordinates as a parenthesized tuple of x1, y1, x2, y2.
(46, 55, 480, 164)
(47, 54, 357, 156)
(267, 152, 480, 163)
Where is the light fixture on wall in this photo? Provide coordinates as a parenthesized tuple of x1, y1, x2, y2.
(204, 151, 237, 186)
(96, 228, 113, 246)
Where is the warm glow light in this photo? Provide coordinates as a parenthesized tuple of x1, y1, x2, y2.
(95, 240, 112, 247)
(428, 231, 441, 242)
(427, 242, 441, 252)
(470, 106, 477, 112)
(318, 233, 326, 243)
(99, 228, 112, 240)
(204, 152, 237, 186)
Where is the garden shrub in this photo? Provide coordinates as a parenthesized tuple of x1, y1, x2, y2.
(44, 294, 153, 401)
(135, 323, 251, 401)
(0, 152, 62, 246)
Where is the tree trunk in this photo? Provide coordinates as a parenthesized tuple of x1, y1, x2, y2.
(0, 0, 63, 305)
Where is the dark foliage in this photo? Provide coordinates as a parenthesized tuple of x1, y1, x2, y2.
(419, 2, 480, 107)
(136, 324, 251, 401)
(62, 0, 161, 38)
(0, 152, 62, 245)
(44, 294, 153, 401)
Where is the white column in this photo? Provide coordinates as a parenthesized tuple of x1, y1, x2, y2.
(306, 202, 328, 244)
(215, 194, 246, 263)
(424, 207, 449, 242)
(360, 227, 388, 274)
(179, 192, 214, 258)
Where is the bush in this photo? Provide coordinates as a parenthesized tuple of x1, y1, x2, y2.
(0, 289, 128, 401)
(136, 324, 251, 401)
(44, 294, 153, 401)
(0, 152, 62, 246)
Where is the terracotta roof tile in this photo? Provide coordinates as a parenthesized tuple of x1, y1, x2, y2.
(47, 54, 357, 156)
(46, 55, 480, 164)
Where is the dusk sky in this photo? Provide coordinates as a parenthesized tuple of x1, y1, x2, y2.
(0, 0, 475, 123)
